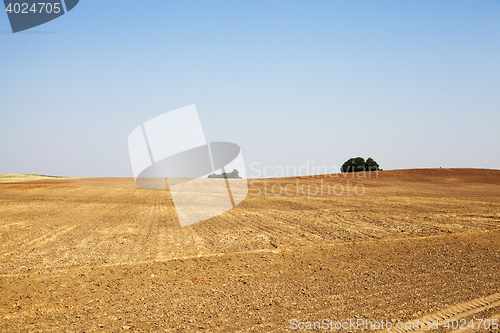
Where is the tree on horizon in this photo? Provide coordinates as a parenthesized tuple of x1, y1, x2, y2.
(207, 169, 242, 179)
(341, 157, 381, 172)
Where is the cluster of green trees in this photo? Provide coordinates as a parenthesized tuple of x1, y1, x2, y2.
(341, 157, 381, 173)
(207, 169, 242, 179)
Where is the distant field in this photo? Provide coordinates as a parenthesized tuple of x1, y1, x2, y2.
(0, 174, 70, 183)
(0, 169, 499, 332)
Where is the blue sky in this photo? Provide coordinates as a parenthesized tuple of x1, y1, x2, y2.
(1, 0, 499, 177)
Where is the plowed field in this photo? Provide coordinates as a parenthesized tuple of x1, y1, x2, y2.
(1, 169, 499, 332)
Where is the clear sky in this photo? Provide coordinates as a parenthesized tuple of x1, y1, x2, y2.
(1, 1, 499, 177)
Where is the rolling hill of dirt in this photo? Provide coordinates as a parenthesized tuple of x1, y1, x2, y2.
(0, 169, 499, 332)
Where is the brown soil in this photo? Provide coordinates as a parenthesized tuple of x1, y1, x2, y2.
(0, 168, 499, 332)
